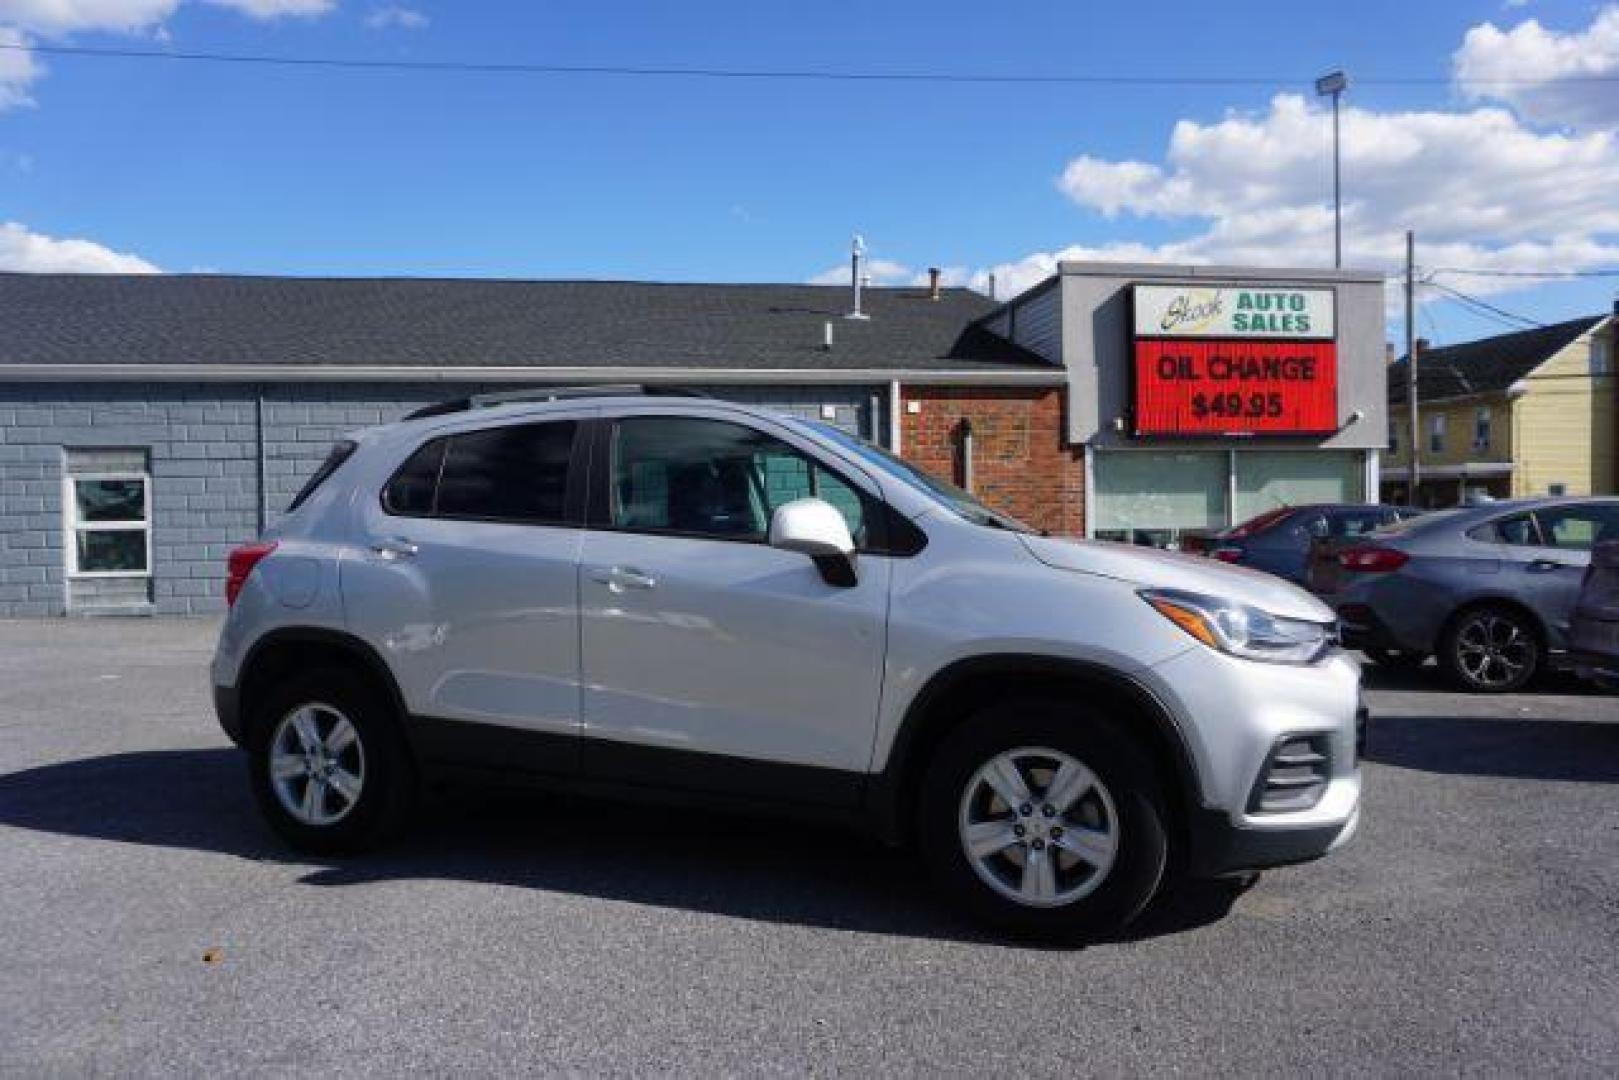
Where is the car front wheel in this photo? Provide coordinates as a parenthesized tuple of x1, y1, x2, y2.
(919, 699, 1169, 942)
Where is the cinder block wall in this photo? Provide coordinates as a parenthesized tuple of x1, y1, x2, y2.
(899, 387, 1084, 536)
(0, 382, 881, 616)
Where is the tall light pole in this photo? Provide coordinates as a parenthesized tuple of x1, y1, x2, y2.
(1315, 70, 1348, 268)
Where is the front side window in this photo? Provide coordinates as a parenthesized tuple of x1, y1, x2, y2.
(382, 421, 576, 523)
(66, 474, 151, 574)
(609, 416, 867, 544)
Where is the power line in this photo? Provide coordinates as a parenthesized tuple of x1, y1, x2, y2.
(1424, 280, 1546, 330)
(4, 41, 1619, 86)
(1427, 266, 1619, 279)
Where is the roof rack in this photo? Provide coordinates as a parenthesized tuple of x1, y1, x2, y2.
(401, 384, 707, 421)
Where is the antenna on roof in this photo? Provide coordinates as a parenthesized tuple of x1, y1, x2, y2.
(847, 234, 870, 321)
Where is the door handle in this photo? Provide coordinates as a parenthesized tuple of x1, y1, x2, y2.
(371, 536, 419, 560)
(1528, 559, 1569, 572)
(588, 565, 657, 591)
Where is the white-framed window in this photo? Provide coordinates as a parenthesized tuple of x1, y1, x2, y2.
(1429, 413, 1447, 454)
(1472, 406, 1492, 451)
(63, 465, 152, 578)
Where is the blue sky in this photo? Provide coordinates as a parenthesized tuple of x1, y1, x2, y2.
(1, 0, 1617, 345)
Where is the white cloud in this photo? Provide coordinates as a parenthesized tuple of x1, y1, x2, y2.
(0, 26, 41, 109)
(808, 257, 915, 287)
(1049, 93, 1619, 295)
(364, 4, 424, 30)
(0, 1, 179, 35)
(1455, 6, 1619, 129)
(0, 221, 160, 273)
(202, 0, 333, 19)
(0, 0, 339, 108)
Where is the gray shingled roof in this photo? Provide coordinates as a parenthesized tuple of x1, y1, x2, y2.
(0, 273, 1051, 373)
(1388, 315, 1606, 404)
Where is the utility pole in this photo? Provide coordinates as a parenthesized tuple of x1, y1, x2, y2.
(1405, 230, 1421, 503)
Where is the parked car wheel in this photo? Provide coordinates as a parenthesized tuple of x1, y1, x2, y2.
(1363, 647, 1426, 670)
(1439, 606, 1541, 693)
(918, 699, 1169, 942)
(246, 667, 416, 854)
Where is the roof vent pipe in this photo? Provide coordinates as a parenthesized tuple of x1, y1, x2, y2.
(847, 234, 870, 320)
(822, 321, 834, 351)
(928, 267, 942, 301)
(987, 272, 997, 301)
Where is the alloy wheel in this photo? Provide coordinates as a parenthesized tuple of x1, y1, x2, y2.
(957, 746, 1120, 909)
(1454, 613, 1534, 689)
(268, 703, 367, 827)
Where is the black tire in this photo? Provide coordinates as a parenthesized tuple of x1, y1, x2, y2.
(917, 699, 1170, 942)
(245, 666, 416, 854)
(1363, 648, 1426, 670)
(1438, 605, 1541, 693)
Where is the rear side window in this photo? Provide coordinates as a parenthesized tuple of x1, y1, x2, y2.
(1470, 513, 1541, 546)
(382, 421, 577, 524)
(383, 438, 445, 516)
(288, 440, 357, 513)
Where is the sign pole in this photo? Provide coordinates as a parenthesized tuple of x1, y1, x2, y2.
(1405, 230, 1421, 503)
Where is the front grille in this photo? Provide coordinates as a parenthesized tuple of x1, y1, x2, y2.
(1249, 734, 1331, 814)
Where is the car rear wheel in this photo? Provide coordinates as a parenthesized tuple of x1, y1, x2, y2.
(1440, 606, 1541, 693)
(246, 667, 416, 854)
(918, 699, 1169, 942)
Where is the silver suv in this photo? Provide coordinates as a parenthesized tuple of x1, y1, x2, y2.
(212, 389, 1363, 939)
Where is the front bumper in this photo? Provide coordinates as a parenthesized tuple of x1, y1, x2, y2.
(1144, 646, 1365, 877)
(1187, 801, 1360, 877)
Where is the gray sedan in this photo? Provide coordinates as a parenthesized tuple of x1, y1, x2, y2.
(1309, 497, 1619, 691)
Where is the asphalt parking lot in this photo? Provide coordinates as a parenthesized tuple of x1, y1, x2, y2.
(1, 619, 1616, 1076)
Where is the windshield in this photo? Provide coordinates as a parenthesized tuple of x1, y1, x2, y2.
(798, 421, 1038, 533)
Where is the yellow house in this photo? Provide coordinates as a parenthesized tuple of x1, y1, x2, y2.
(1382, 313, 1616, 506)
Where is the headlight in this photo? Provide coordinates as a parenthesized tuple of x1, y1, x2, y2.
(1140, 588, 1331, 665)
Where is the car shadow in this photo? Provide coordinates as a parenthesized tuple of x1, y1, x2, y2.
(0, 748, 1241, 947)
(1365, 714, 1619, 783)
(1359, 663, 1609, 696)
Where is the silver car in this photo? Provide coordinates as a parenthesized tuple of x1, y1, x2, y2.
(212, 389, 1362, 940)
(1311, 497, 1619, 691)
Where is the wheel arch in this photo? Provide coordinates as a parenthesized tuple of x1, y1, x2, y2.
(236, 627, 413, 750)
(1440, 594, 1552, 651)
(866, 654, 1203, 850)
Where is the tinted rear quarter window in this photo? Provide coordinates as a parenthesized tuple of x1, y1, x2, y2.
(383, 438, 446, 516)
(288, 440, 358, 513)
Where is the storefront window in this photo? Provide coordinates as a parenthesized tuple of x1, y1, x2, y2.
(1093, 451, 1227, 548)
(1095, 449, 1366, 548)
(1232, 451, 1363, 522)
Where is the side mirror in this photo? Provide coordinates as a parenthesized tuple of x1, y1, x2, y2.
(768, 498, 858, 586)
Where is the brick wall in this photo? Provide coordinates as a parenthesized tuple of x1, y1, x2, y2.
(900, 387, 1083, 536)
(0, 381, 882, 616)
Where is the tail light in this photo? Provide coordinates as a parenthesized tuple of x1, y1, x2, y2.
(1211, 547, 1244, 563)
(226, 541, 278, 606)
(1338, 544, 1408, 572)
